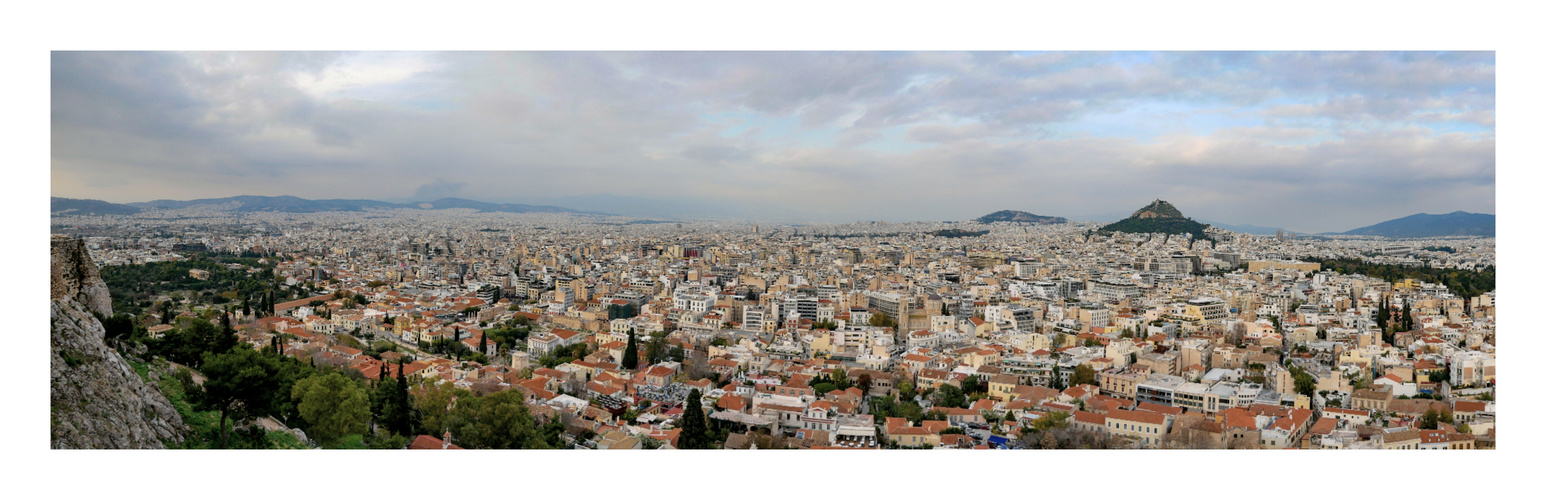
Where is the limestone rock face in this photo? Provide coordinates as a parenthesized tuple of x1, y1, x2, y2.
(50, 236, 185, 448)
(50, 235, 113, 316)
(1129, 199, 1185, 220)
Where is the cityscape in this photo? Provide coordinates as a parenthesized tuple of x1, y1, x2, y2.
(49, 51, 1496, 452)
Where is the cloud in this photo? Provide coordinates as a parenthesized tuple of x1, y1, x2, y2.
(50, 51, 1494, 232)
(414, 178, 467, 200)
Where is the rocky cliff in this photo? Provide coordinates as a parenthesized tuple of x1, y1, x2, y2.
(51, 235, 185, 448)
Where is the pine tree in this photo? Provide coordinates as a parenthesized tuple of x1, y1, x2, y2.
(622, 332, 639, 369)
(216, 311, 239, 353)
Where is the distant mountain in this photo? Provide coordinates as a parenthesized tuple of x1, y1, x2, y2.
(1100, 199, 1212, 240)
(129, 195, 398, 212)
(51, 197, 141, 215)
(975, 210, 1068, 225)
(1335, 211, 1494, 238)
(116, 195, 598, 215)
(406, 197, 597, 214)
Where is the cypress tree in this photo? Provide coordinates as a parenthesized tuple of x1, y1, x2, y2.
(622, 332, 639, 369)
(478, 334, 488, 356)
(679, 388, 708, 449)
(390, 357, 413, 436)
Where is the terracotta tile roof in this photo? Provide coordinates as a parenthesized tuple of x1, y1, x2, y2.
(408, 434, 463, 450)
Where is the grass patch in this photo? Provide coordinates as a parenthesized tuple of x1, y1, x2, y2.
(266, 430, 308, 449)
(128, 359, 151, 382)
(157, 370, 221, 449)
(337, 334, 364, 350)
(60, 349, 85, 368)
(326, 434, 368, 449)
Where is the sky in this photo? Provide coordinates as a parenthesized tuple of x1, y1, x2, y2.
(50, 51, 1494, 233)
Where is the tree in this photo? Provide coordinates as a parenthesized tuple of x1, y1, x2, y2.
(413, 381, 465, 436)
(388, 358, 416, 435)
(291, 372, 372, 445)
(1070, 364, 1099, 387)
(1376, 297, 1389, 332)
(831, 367, 850, 390)
(1419, 408, 1442, 430)
(446, 389, 547, 449)
(931, 384, 967, 408)
(370, 372, 401, 430)
(539, 417, 568, 448)
(645, 333, 669, 364)
(868, 311, 896, 328)
(194, 347, 282, 448)
(678, 388, 710, 449)
(215, 312, 239, 354)
(1227, 322, 1247, 346)
(622, 332, 639, 369)
(1051, 364, 1066, 390)
(961, 375, 982, 395)
(1031, 411, 1071, 433)
(1290, 366, 1316, 397)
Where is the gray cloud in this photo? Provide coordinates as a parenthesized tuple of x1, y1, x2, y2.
(414, 178, 468, 199)
(51, 51, 1494, 233)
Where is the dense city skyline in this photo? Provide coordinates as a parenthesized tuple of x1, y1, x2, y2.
(52, 51, 1494, 234)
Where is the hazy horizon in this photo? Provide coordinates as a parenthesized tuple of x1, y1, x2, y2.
(52, 51, 1495, 233)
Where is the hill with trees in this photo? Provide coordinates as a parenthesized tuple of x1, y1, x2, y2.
(975, 210, 1068, 225)
(1099, 199, 1212, 241)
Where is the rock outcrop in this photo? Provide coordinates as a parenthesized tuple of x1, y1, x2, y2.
(1129, 199, 1186, 220)
(51, 235, 113, 316)
(51, 235, 185, 448)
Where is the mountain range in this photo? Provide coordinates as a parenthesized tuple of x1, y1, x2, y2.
(53, 195, 601, 215)
(1332, 211, 1494, 238)
(50, 197, 143, 215)
(51, 195, 1496, 238)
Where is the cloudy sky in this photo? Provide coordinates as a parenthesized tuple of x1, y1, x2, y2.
(51, 51, 1494, 233)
